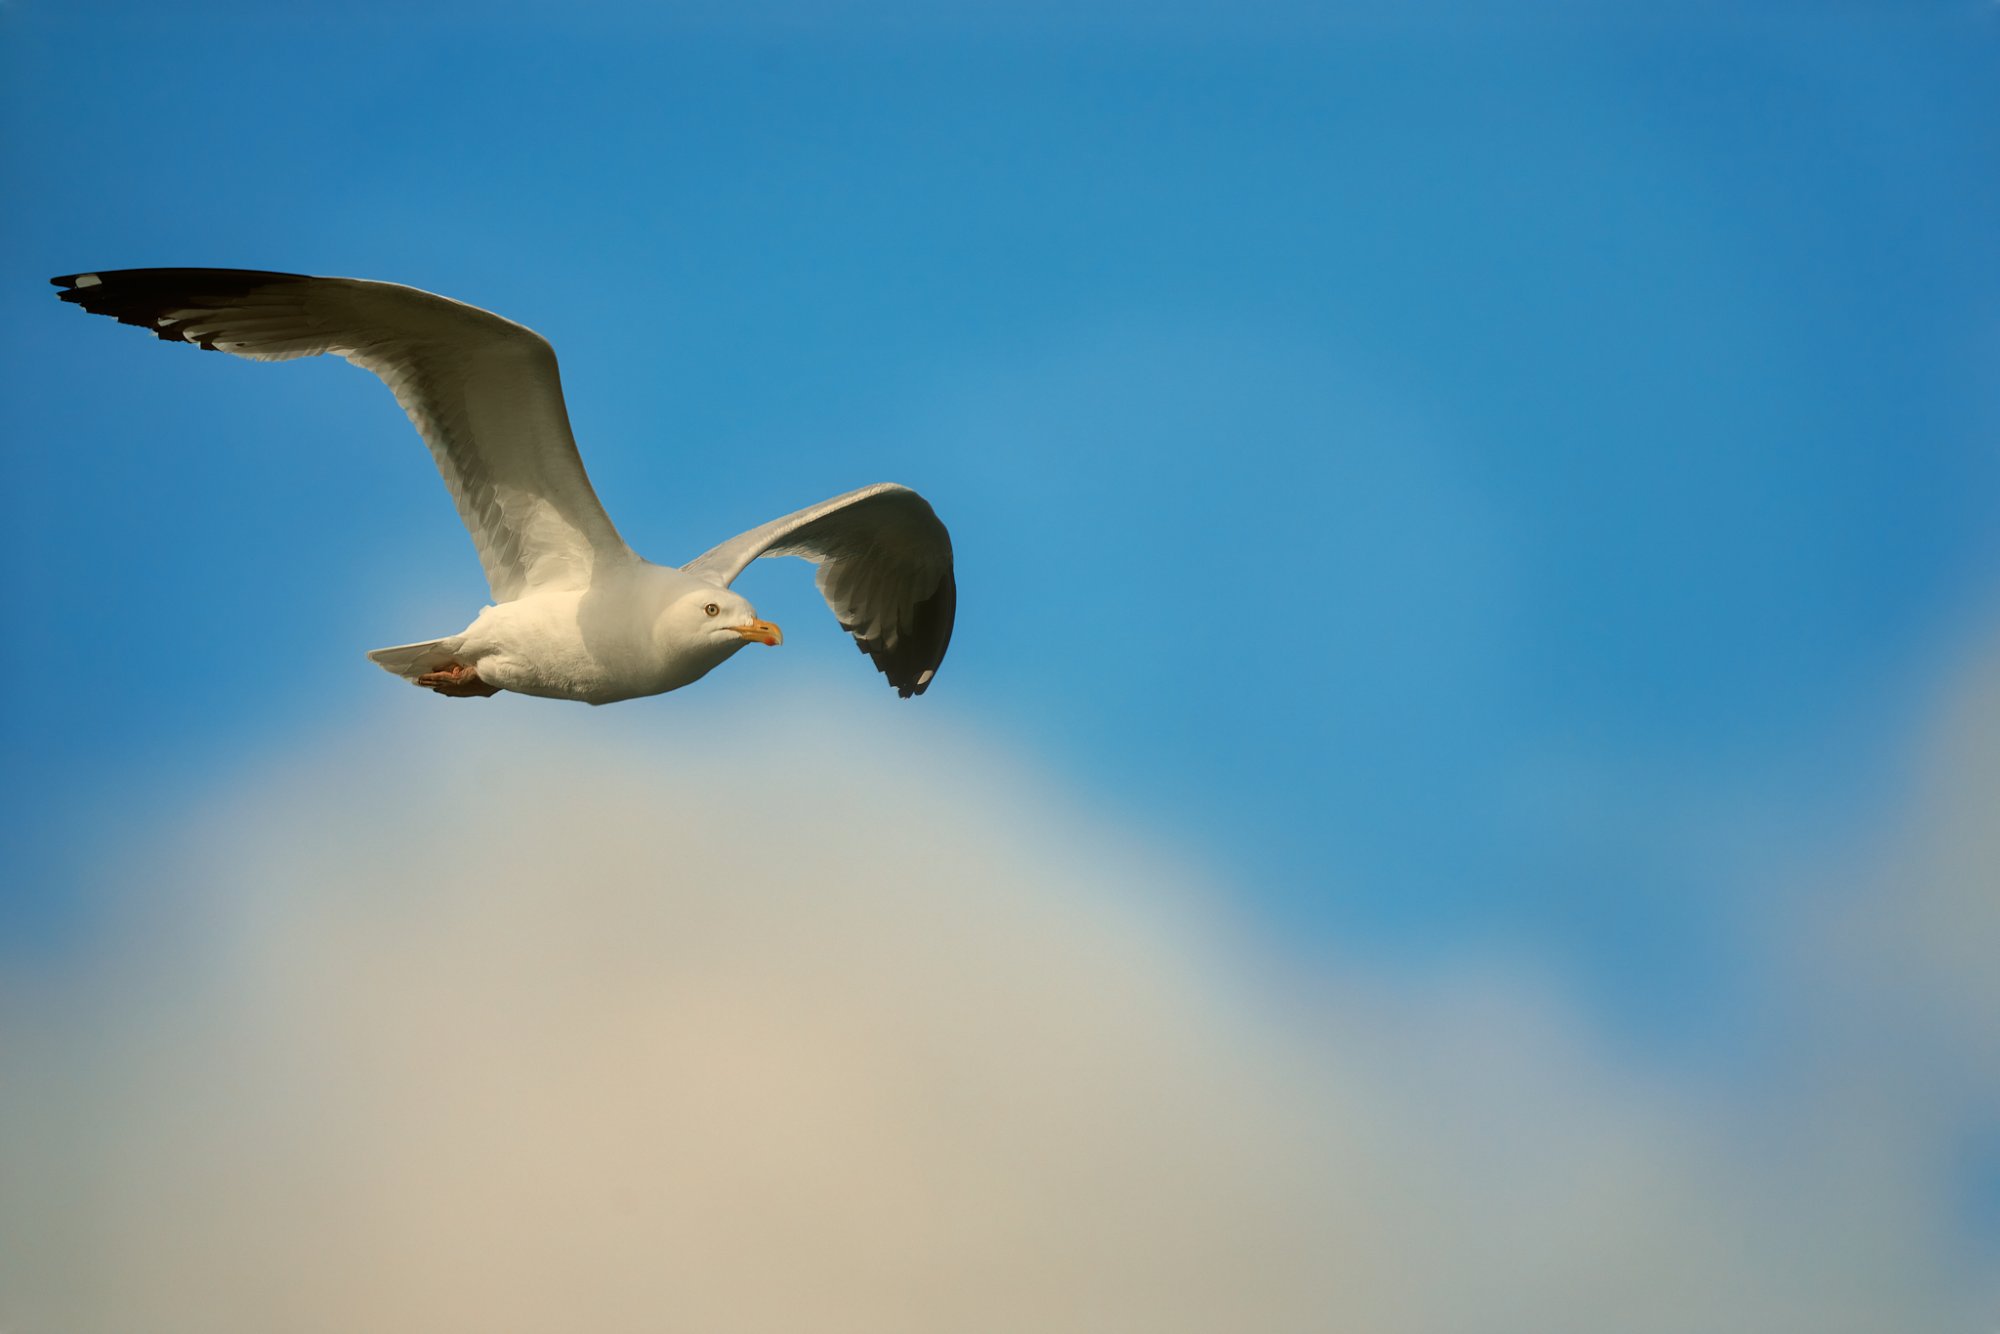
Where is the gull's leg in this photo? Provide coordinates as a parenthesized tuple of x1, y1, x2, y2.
(415, 661, 501, 698)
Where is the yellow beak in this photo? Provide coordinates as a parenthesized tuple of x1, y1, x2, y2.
(731, 619, 783, 647)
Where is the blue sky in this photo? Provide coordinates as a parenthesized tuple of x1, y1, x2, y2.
(4, 2, 1999, 1323)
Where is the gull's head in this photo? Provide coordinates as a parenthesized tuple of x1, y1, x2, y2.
(656, 586, 783, 665)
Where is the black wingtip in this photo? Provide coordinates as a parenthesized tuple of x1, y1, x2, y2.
(51, 273, 98, 305)
(50, 267, 315, 304)
(857, 567, 955, 699)
(49, 268, 317, 345)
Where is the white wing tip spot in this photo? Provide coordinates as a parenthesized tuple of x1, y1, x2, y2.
(73, 273, 102, 288)
(916, 670, 934, 687)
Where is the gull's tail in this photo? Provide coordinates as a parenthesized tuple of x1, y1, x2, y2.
(366, 637, 461, 682)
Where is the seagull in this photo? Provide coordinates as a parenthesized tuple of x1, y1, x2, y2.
(53, 268, 954, 703)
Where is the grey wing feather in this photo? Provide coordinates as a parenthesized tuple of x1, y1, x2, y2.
(52, 267, 632, 601)
(683, 483, 955, 698)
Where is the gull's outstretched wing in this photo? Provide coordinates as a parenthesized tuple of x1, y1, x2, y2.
(52, 268, 632, 601)
(684, 483, 955, 698)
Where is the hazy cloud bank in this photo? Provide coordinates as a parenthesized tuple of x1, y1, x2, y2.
(2, 686, 1992, 1333)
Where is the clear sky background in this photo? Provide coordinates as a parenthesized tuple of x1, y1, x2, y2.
(3, 2, 1998, 1328)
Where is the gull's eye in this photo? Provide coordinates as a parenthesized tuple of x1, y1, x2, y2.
(704, 603, 720, 617)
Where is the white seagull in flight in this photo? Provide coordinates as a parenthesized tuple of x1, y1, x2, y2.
(54, 268, 955, 703)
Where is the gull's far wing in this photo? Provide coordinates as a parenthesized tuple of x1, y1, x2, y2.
(683, 483, 955, 698)
(52, 268, 633, 601)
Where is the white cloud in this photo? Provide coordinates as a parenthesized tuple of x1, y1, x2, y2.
(1781, 615, 2000, 1170)
(1850, 617, 2000, 1067)
(0, 687, 1991, 1333)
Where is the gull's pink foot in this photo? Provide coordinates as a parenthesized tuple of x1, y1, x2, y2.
(415, 661, 500, 698)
